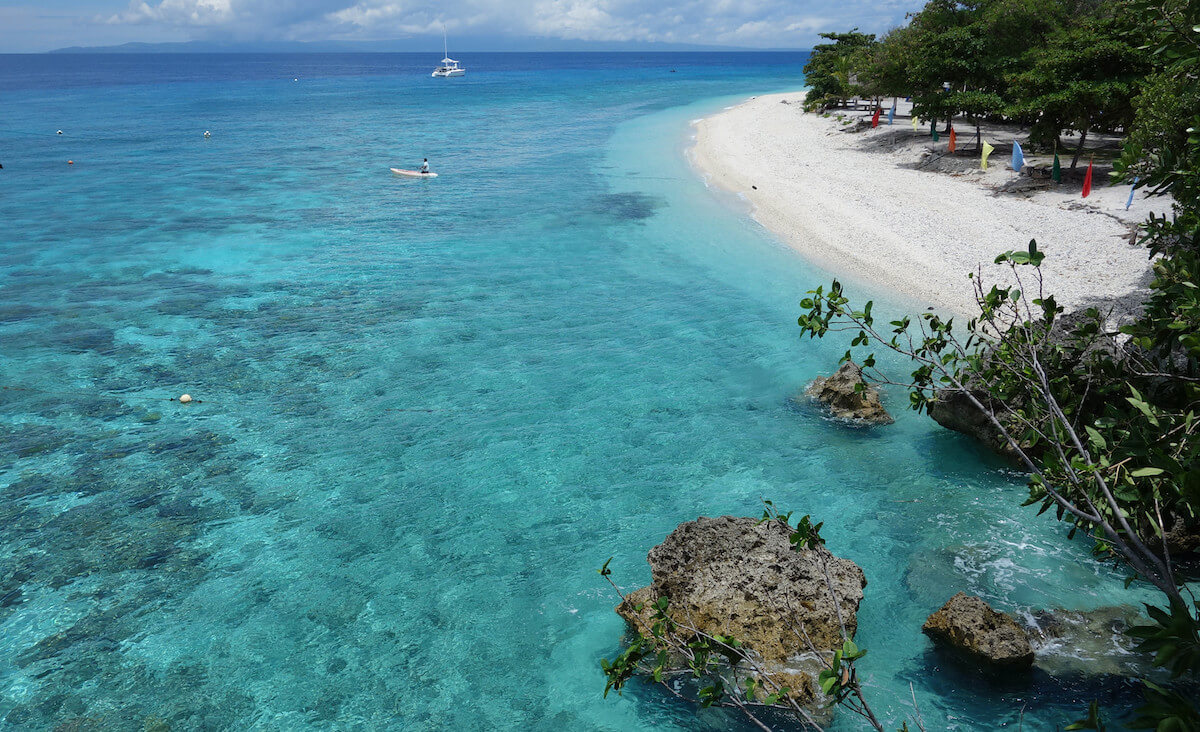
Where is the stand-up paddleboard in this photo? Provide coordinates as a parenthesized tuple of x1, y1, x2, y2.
(391, 168, 438, 178)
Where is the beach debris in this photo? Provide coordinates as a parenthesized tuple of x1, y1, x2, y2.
(803, 360, 893, 424)
(923, 592, 1034, 668)
(617, 515, 866, 710)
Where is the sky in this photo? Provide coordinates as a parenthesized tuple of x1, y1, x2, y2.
(0, 0, 925, 53)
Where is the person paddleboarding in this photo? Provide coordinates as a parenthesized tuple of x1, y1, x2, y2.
(420, 158, 430, 174)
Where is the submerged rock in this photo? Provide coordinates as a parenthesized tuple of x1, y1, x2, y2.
(617, 515, 867, 708)
(804, 361, 893, 424)
(923, 592, 1034, 668)
(1024, 606, 1147, 678)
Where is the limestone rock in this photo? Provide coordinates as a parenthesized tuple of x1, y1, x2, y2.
(922, 592, 1034, 668)
(617, 515, 867, 708)
(804, 361, 893, 424)
(928, 389, 1020, 459)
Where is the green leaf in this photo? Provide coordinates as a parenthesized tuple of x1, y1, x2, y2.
(1130, 467, 1165, 477)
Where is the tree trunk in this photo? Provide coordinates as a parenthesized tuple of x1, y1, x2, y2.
(1071, 127, 1089, 170)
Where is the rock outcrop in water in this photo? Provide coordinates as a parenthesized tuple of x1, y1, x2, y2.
(804, 361, 893, 424)
(1025, 606, 1145, 677)
(928, 389, 1021, 459)
(617, 515, 867, 708)
(922, 593, 1034, 668)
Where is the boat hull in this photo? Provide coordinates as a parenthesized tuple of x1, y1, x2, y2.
(431, 69, 465, 77)
(391, 168, 438, 178)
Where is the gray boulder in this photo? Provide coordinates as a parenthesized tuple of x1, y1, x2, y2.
(927, 389, 1021, 459)
(617, 515, 867, 708)
(922, 592, 1034, 668)
(804, 361, 893, 424)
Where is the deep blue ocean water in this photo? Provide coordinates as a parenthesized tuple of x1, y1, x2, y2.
(0, 52, 1155, 730)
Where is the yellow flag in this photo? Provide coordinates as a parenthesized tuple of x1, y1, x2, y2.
(981, 139, 995, 170)
(912, 115, 919, 130)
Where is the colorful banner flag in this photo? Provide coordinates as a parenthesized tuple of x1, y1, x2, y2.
(912, 115, 919, 130)
(932, 125, 939, 142)
(1011, 140, 1025, 172)
(1082, 158, 1094, 198)
(948, 126, 957, 153)
(888, 105, 895, 125)
(871, 107, 881, 128)
(981, 140, 995, 170)
(1126, 176, 1139, 210)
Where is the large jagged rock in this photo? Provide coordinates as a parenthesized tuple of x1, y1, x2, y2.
(922, 593, 1034, 668)
(804, 361, 893, 424)
(617, 515, 867, 708)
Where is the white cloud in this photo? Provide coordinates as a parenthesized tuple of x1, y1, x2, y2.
(86, 0, 924, 47)
(109, 0, 234, 26)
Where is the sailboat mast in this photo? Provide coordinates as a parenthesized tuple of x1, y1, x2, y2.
(443, 24, 448, 59)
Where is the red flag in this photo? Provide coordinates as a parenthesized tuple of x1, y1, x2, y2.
(948, 126, 957, 153)
(871, 107, 881, 128)
(1082, 158, 1093, 198)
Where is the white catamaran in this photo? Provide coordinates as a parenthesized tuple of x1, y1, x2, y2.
(431, 26, 465, 78)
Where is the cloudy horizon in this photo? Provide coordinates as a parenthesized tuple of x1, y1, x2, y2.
(1, 0, 923, 53)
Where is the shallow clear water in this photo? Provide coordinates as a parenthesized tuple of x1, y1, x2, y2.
(0, 53, 1154, 730)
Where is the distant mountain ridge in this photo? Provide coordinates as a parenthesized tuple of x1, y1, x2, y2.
(48, 38, 804, 54)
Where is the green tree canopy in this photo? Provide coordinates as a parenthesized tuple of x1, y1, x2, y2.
(802, 30, 878, 110)
(1008, 3, 1151, 161)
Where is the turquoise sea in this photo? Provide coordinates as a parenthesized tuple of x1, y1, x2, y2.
(0, 53, 1155, 730)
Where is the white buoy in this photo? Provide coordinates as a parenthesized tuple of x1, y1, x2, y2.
(56, 130, 63, 135)
(179, 394, 192, 403)
(203, 130, 211, 139)
(293, 78, 298, 82)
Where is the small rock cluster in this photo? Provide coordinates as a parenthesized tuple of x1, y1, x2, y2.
(804, 360, 893, 424)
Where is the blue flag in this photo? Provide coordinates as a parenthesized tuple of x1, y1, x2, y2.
(1126, 176, 1139, 210)
(887, 105, 895, 125)
(1011, 140, 1025, 172)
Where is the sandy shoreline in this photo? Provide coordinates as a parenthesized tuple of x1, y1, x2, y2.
(691, 92, 1161, 320)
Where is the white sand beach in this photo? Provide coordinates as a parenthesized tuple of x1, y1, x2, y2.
(692, 92, 1163, 319)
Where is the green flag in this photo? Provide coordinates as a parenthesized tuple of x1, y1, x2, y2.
(1052, 152, 1062, 183)
(932, 125, 939, 142)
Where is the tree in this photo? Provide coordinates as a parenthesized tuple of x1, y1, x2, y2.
(802, 31, 878, 111)
(857, 25, 920, 103)
(902, 0, 1069, 143)
(1008, 2, 1151, 165)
